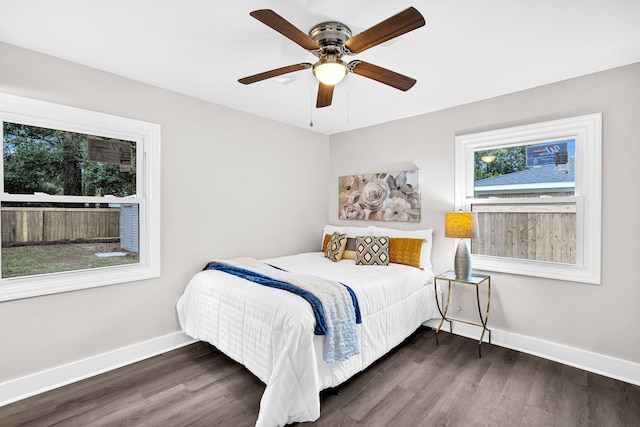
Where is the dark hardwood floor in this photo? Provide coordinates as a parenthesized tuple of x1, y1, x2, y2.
(2, 328, 639, 426)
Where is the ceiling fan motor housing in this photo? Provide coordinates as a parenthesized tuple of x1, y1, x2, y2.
(309, 22, 352, 56)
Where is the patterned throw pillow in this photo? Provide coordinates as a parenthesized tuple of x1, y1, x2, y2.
(342, 237, 357, 260)
(388, 237, 423, 268)
(355, 236, 389, 266)
(325, 232, 347, 262)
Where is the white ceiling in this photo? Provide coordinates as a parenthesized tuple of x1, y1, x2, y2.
(1, 0, 639, 135)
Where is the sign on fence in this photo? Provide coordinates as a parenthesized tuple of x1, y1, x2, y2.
(526, 140, 571, 167)
(88, 138, 133, 171)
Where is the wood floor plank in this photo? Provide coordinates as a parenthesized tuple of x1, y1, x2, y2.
(358, 386, 414, 427)
(468, 392, 527, 427)
(526, 357, 564, 413)
(0, 397, 59, 426)
(340, 364, 413, 421)
(49, 390, 145, 427)
(552, 377, 589, 426)
(620, 382, 640, 426)
(475, 345, 519, 392)
(300, 408, 358, 427)
(418, 375, 480, 426)
(520, 403, 555, 427)
(501, 351, 540, 403)
(1, 328, 639, 427)
(391, 371, 453, 425)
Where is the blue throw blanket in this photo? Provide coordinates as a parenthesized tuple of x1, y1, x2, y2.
(204, 258, 361, 363)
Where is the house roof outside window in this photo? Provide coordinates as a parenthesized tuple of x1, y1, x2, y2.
(474, 158, 575, 197)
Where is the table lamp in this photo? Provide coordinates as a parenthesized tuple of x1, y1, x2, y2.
(445, 211, 479, 279)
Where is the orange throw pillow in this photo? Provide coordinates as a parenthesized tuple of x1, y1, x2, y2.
(322, 233, 332, 252)
(388, 237, 422, 268)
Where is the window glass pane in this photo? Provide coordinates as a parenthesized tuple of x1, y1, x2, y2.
(471, 203, 576, 264)
(474, 139, 575, 198)
(1, 202, 139, 278)
(3, 122, 136, 197)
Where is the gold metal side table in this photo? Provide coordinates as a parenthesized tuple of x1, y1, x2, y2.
(434, 270, 491, 357)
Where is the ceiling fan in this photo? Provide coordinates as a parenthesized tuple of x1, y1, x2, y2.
(238, 7, 425, 108)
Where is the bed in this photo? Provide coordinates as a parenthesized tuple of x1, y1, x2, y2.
(176, 225, 440, 426)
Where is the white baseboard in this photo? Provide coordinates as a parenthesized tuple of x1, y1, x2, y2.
(0, 331, 196, 407)
(424, 319, 640, 386)
(3, 325, 639, 409)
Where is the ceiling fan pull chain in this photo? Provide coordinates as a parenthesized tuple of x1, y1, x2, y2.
(309, 85, 314, 127)
(347, 90, 350, 127)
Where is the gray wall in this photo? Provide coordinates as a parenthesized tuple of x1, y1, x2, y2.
(330, 62, 640, 364)
(0, 42, 330, 382)
(1, 40, 638, 386)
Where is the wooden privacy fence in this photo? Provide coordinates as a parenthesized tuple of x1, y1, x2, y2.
(1, 207, 121, 245)
(471, 203, 576, 264)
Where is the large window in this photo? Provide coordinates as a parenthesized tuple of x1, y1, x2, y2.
(0, 93, 160, 301)
(454, 114, 601, 284)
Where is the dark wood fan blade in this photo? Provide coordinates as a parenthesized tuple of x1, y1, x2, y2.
(238, 63, 312, 85)
(250, 9, 321, 51)
(316, 83, 334, 108)
(349, 61, 416, 91)
(344, 7, 425, 54)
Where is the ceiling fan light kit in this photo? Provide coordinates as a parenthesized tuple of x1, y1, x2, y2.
(239, 7, 425, 108)
(313, 55, 348, 85)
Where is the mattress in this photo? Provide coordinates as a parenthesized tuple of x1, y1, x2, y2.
(177, 252, 439, 426)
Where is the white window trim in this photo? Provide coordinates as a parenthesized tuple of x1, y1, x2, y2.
(0, 93, 161, 301)
(454, 113, 601, 284)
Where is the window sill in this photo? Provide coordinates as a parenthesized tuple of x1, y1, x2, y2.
(0, 262, 160, 301)
(472, 254, 600, 284)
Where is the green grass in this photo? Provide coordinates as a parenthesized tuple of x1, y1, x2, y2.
(2, 242, 138, 278)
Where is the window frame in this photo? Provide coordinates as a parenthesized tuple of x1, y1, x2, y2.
(454, 113, 601, 284)
(0, 93, 161, 301)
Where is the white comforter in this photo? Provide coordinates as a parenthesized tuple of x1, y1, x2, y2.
(176, 252, 439, 426)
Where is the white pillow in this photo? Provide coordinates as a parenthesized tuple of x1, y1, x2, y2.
(322, 225, 375, 239)
(322, 224, 433, 268)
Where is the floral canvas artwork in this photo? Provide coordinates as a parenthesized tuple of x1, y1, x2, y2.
(338, 169, 420, 222)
